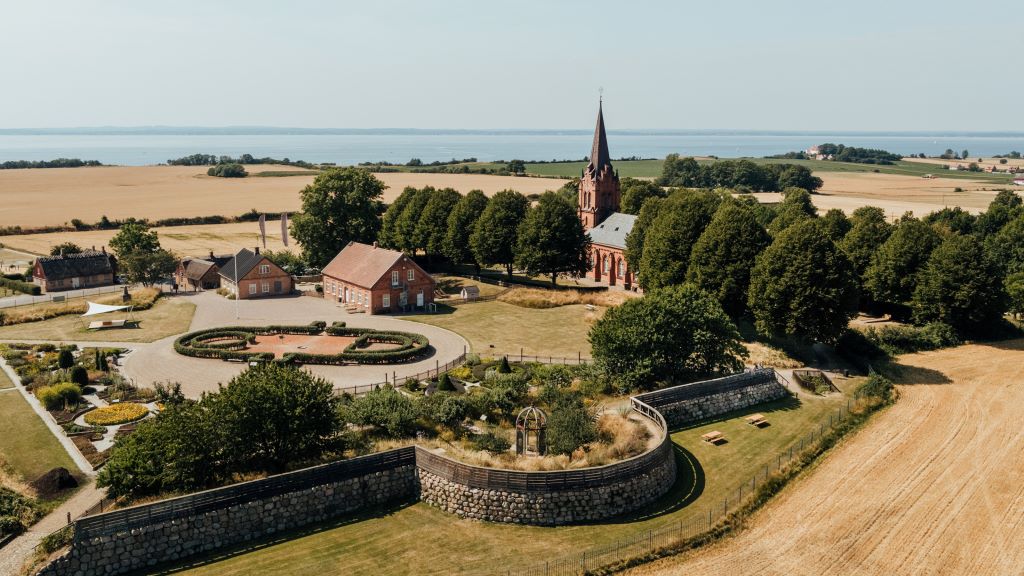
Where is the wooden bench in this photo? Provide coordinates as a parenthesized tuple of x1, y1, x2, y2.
(701, 431, 724, 443)
(746, 413, 768, 427)
(87, 319, 126, 330)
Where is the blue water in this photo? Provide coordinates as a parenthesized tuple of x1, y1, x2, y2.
(1, 131, 1022, 166)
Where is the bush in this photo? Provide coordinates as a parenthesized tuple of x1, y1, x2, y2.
(84, 403, 149, 425)
(856, 373, 895, 403)
(207, 163, 248, 178)
(36, 383, 82, 411)
(57, 349, 74, 369)
(403, 377, 419, 392)
(0, 276, 40, 295)
(546, 394, 597, 455)
(0, 514, 24, 536)
(864, 322, 960, 356)
(472, 432, 511, 454)
(497, 356, 512, 374)
(465, 353, 481, 366)
(436, 373, 456, 392)
(69, 366, 89, 387)
(420, 392, 467, 431)
(346, 386, 419, 438)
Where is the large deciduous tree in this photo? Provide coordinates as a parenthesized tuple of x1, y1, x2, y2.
(864, 216, 942, 318)
(416, 187, 462, 260)
(395, 187, 433, 253)
(619, 178, 666, 215)
(290, 168, 385, 267)
(767, 187, 817, 236)
(839, 206, 892, 301)
(687, 201, 771, 317)
(109, 222, 175, 285)
(637, 191, 721, 290)
(514, 192, 591, 285)
(471, 189, 529, 279)
(989, 215, 1024, 275)
(443, 190, 489, 272)
(379, 186, 417, 249)
(109, 221, 160, 257)
(623, 196, 664, 285)
(748, 219, 859, 342)
(589, 284, 746, 391)
(912, 234, 1007, 335)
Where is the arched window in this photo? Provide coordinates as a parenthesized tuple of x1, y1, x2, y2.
(603, 255, 609, 273)
(618, 260, 625, 278)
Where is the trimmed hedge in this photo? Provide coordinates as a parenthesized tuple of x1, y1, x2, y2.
(0, 277, 40, 295)
(174, 321, 430, 365)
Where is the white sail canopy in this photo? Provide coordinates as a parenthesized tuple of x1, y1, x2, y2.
(82, 302, 130, 318)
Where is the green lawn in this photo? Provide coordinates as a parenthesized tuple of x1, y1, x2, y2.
(0, 372, 77, 483)
(160, 383, 851, 576)
(0, 298, 196, 343)
(399, 300, 596, 358)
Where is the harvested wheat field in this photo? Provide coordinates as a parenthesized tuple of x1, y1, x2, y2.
(905, 156, 1024, 171)
(0, 165, 565, 228)
(626, 339, 1024, 576)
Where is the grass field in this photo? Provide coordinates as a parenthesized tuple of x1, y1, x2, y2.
(0, 297, 196, 343)
(627, 340, 1024, 575)
(0, 371, 77, 483)
(155, 380, 848, 576)
(399, 300, 598, 358)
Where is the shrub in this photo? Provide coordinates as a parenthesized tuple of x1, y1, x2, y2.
(346, 386, 419, 438)
(465, 353, 481, 366)
(856, 373, 895, 403)
(472, 432, 511, 454)
(0, 276, 40, 296)
(864, 322, 960, 356)
(57, 349, 74, 369)
(420, 392, 468, 431)
(447, 365, 473, 381)
(0, 514, 24, 536)
(69, 366, 89, 387)
(84, 403, 149, 425)
(403, 377, 420, 392)
(207, 163, 248, 178)
(497, 356, 512, 374)
(36, 383, 82, 411)
(546, 394, 597, 456)
(436, 373, 456, 392)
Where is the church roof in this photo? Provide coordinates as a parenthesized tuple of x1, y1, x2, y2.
(587, 212, 636, 249)
(586, 101, 613, 177)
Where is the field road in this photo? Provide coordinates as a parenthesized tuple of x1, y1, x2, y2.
(626, 339, 1024, 576)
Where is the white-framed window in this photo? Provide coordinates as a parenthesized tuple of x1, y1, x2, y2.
(407, 269, 415, 282)
(603, 255, 609, 273)
(391, 271, 399, 286)
(248, 283, 256, 295)
(262, 282, 270, 293)
(618, 260, 625, 278)
(259, 264, 270, 275)
(382, 294, 390, 308)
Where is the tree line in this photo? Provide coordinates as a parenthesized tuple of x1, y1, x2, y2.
(656, 154, 822, 192)
(0, 158, 103, 170)
(768, 143, 902, 164)
(166, 153, 316, 169)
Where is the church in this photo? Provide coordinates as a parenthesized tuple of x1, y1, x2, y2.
(578, 102, 637, 290)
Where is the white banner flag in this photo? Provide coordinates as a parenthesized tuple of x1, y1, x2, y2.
(281, 213, 289, 247)
(258, 214, 266, 249)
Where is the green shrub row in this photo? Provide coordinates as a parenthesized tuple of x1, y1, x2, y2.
(0, 277, 40, 295)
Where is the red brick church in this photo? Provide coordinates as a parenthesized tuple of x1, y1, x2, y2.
(579, 101, 637, 290)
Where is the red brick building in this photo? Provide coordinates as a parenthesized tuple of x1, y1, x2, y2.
(32, 249, 117, 292)
(321, 242, 435, 314)
(174, 251, 233, 291)
(579, 102, 636, 290)
(218, 248, 293, 299)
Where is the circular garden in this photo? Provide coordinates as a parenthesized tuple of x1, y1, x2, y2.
(174, 320, 431, 365)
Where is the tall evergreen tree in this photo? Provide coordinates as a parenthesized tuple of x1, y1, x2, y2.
(290, 168, 385, 267)
(687, 201, 771, 317)
(471, 190, 530, 279)
(515, 192, 591, 286)
(748, 220, 859, 342)
(443, 190, 489, 272)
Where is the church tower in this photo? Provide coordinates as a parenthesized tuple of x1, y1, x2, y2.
(578, 100, 620, 230)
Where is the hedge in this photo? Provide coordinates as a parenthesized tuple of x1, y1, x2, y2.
(0, 277, 40, 295)
(174, 321, 430, 365)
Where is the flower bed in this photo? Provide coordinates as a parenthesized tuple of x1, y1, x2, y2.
(84, 403, 149, 426)
(174, 321, 431, 365)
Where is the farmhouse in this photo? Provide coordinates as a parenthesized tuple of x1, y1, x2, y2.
(218, 247, 293, 299)
(321, 241, 435, 314)
(579, 102, 636, 290)
(32, 249, 117, 292)
(174, 251, 233, 291)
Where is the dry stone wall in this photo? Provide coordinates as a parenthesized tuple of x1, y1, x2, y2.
(638, 370, 790, 428)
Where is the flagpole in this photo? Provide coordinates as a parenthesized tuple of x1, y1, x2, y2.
(234, 248, 239, 320)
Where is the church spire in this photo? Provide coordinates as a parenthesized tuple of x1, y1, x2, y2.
(588, 99, 612, 175)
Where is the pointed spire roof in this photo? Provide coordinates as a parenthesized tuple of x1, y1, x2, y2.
(587, 100, 612, 175)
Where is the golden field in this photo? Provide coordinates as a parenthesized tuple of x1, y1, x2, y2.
(0, 165, 566, 229)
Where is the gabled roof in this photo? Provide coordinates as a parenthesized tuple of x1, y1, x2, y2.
(36, 251, 115, 280)
(322, 242, 430, 289)
(219, 248, 272, 283)
(184, 259, 218, 281)
(587, 212, 636, 249)
(586, 100, 613, 177)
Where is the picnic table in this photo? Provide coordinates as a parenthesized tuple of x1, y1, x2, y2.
(746, 413, 768, 427)
(701, 430, 724, 443)
(87, 319, 127, 330)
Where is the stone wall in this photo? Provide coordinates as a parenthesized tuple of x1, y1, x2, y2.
(37, 465, 417, 576)
(648, 375, 789, 428)
(418, 449, 676, 525)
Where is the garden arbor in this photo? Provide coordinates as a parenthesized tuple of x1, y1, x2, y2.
(515, 406, 547, 456)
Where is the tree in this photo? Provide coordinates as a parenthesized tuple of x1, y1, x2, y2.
(346, 386, 419, 438)
(619, 178, 666, 215)
(506, 159, 526, 174)
(420, 392, 467, 432)
(378, 187, 417, 249)
(912, 234, 1007, 336)
(865, 217, 942, 318)
(470, 190, 530, 279)
(589, 284, 746, 390)
(545, 394, 597, 455)
(118, 248, 177, 285)
(210, 364, 339, 472)
(748, 220, 859, 342)
(443, 190, 489, 272)
(687, 201, 771, 317)
(976, 190, 1023, 239)
(768, 188, 817, 236)
(514, 192, 591, 285)
(637, 191, 720, 290)
(623, 196, 664, 285)
(395, 187, 433, 253)
(839, 206, 892, 301)
(49, 242, 82, 256)
(1006, 272, 1024, 319)
(416, 187, 462, 260)
(924, 206, 975, 236)
(990, 215, 1024, 275)
(94, 349, 109, 372)
(206, 163, 247, 178)
(69, 366, 89, 387)
(820, 209, 852, 242)
(109, 221, 160, 259)
(961, 149, 969, 160)
(290, 168, 385, 267)
(57, 349, 74, 369)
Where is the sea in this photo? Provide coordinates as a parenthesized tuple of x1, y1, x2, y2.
(1, 129, 1023, 166)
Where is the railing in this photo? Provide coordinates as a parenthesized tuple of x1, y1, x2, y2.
(334, 352, 468, 396)
(497, 398, 857, 576)
(74, 447, 417, 542)
(489, 351, 593, 365)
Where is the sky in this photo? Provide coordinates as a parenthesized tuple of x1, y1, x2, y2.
(1, 0, 1020, 131)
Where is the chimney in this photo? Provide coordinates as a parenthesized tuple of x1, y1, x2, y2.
(209, 250, 214, 259)
(101, 246, 106, 254)
(254, 247, 260, 255)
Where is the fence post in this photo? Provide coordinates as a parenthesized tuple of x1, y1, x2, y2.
(520, 348, 523, 363)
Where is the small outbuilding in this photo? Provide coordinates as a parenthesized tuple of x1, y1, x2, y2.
(321, 241, 435, 314)
(459, 285, 480, 301)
